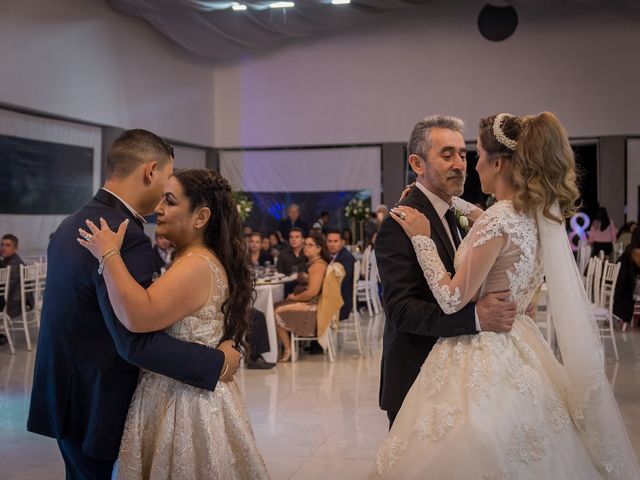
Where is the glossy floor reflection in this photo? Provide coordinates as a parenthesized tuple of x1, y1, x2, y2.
(2, 314, 640, 479)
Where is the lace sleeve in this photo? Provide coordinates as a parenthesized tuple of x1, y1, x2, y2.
(451, 197, 484, 223)
(411, 210, 507, 314)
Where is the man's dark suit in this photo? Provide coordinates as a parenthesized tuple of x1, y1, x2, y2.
(27, 190, 225, 478)
(376, 186, 477, 423)
(332, 247, 355, 320)
(278, 218, 309, 239)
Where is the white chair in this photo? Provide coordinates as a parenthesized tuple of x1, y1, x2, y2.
(0, 267, 15, 354)
(593, 261, 621, 361)
(35, 262, 47, 317)
(17, 264, 39, 351)
(590, 257, 604, 304)
(335, 261, 364, 355)
(356, 246, 381, 316)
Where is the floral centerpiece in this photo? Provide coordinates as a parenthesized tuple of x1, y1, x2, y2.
(344, 198, 371, 222)
(233, 192, 253, 222)
(344, 198, 371, 244)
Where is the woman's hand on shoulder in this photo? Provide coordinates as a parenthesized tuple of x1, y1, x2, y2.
(390, 206, 430, 238)
(78, 217, 128, 259)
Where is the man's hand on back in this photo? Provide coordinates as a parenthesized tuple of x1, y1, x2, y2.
(476, 291, 517, 333)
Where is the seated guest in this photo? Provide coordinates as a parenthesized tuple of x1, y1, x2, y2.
(246, 308, 276, 369)
(614, 228, 640, 332)
(260, 236, 271, 256)
(152, 233, 174, 276)
(279, 203, 309, 239)
(588, 207, 617, 258)
(277, 227, 307, 275)
(342, 228, 354, 246)
(618, 222, 638, 250)
(248, 232, 273, 267)
(0, 234, 33, 318)
(326, 228, 355, 320)
(274, 232, 328, 362)
(312, 211, 330, 235)
(277, 227, 308, 296)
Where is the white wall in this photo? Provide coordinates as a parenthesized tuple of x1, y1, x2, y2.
(212, 4, 640, 148)
(0, 0, 216, 146)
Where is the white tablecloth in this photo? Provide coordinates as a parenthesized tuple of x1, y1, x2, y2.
(253, 283, 285, 363)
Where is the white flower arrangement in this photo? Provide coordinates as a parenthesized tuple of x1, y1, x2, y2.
(344, 198, 371, 222)
(233, 192, 253, 221)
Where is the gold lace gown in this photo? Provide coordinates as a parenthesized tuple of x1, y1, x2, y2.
(373, 201, 628, 479)
(113, 255, 270, 479)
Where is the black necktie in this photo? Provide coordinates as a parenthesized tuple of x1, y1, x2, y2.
(444, 209, 461, 248)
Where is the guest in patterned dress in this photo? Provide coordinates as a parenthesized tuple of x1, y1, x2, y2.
(274, 231, 328, 362)
(77, 169, 270, 479)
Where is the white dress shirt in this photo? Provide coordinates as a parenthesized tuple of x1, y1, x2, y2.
(101, 188, 147, 225)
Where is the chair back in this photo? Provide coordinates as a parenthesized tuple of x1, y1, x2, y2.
(20, 264, 39, 315)
(0, 267, 10, 307)
(352, 260, 360, 312)
(36, 262, 47, 301)
(591, 257, 604, 305)
(316, 262, 345, 348)
(600, 261, 622, 313)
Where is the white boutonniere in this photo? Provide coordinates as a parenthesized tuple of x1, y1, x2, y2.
(455, 210, 470, 232)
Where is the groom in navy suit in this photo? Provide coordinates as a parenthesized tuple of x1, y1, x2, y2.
(28, 130, 241, 479)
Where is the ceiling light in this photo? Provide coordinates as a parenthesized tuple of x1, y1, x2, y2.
(269, 1, 294, 8)
(231, 3, 247, 10)
(331, 0, 351, 4)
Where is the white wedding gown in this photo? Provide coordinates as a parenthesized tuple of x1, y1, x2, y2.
(373, 201, 635, 479)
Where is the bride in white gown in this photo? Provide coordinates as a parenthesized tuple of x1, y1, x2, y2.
(373, 112, 640, 479)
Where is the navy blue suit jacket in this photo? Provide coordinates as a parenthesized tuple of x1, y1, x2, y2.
(333, 248, 355, 320)
(27, 190, 225, 461)
(376, 187, 477, 415)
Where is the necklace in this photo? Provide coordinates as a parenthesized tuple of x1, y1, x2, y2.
(173, 243, 206, 262)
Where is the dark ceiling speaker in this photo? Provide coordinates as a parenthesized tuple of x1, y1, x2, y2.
(477, 4, 518, 41)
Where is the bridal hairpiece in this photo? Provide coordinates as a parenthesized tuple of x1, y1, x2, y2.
(493, 113, 518, 151)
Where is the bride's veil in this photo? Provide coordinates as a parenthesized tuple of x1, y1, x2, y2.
(537, 204, 640, 478)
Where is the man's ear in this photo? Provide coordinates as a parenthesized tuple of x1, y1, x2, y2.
(408, 154, 425, 176)
(142, 161, 158, 184)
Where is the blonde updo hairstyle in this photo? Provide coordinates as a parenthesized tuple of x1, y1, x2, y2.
(478, 112, 580, 223)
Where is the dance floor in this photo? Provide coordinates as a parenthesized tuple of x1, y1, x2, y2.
(2, 313, 640, 479)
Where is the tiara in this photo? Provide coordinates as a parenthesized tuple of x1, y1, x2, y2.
(493, 113, 517, 151)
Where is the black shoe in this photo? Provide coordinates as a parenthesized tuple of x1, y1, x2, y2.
(246, 356, 276, 369)
(0, 334, 6, 346)
(307, 341, 324, 355)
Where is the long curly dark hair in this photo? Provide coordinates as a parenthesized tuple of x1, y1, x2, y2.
(173, 169, 254, 352)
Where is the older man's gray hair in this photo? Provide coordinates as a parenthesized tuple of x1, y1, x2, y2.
(407, 115, 464, 158)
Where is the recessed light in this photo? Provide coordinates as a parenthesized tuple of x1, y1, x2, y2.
(269, 1, 295, 8)
(331, 0, 351, 4)
(231, 3, 247, 11)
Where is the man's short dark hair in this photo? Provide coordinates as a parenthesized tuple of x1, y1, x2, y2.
(320, 211, 329, 217)
(326, 228, 342, 237)
(106, 129, 174, 179)
(1, 234, 18, 247)
(289, 227, 304, 236)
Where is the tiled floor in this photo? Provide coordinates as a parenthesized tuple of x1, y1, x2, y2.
(1, 314, 640, 479)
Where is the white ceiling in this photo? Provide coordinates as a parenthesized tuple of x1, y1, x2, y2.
(106, 0, 640, 60)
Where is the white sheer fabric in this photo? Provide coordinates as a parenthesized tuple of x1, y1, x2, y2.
(373, 200, 638, 479)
